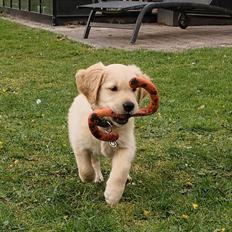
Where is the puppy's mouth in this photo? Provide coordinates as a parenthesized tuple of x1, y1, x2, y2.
(112, 114, 131, 125)
(112, 117, 129, 125)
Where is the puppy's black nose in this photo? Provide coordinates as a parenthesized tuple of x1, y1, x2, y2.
(123, 101, 134, 113)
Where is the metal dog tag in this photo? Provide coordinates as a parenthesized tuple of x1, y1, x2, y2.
(103, 121, 118, 148)
(109, 141, 118, 148)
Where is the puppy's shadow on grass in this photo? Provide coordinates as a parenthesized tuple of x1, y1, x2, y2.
(53, 175, 106, 206)
(49, 154, 175, 212)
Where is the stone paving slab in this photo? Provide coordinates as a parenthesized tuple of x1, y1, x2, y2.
(2, 16, 232, 52)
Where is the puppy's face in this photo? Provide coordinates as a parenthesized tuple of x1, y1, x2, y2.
(97, 64, 139, 124)
(76, 63, 148, 125)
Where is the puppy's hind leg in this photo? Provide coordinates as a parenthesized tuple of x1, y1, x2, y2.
(91, 155, 104, 183)
(127, 175, 132, 183)
(74, 149, 95, 182)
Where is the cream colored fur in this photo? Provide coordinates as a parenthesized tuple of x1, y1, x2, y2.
(68, 63, 149, 205)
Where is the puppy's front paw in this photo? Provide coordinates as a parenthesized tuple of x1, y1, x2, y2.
(94, 172, 104, 183)
(104, 189, 121, 205)
(104, 183, 124, 205)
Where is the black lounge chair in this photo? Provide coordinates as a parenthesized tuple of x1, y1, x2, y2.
(80, 0, 232, 43)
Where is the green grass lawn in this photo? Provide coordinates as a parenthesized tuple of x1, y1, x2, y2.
(0, 18, 231, 232)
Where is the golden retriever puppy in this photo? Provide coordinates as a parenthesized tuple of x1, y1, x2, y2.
(68, 62, 148, 205)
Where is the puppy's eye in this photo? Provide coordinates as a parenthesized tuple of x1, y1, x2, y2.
(110, 86, 118, 92)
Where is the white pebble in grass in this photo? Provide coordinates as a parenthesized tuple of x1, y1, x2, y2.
(36, 99, 42, 105)
(185, 146, 192, 150)
(198, 105, 205, 110)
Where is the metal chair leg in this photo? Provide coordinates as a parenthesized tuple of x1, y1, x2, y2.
(130, 6, 149, 44)
(84, 10, 96, 39)
(130, 3, 156, 44)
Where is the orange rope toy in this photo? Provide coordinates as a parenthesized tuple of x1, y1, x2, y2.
(88, 77, 159, 142)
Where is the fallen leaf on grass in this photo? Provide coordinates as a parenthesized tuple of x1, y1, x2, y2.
(0, 141, 3, 150)
(214, 228, 226, 232)
(157, 112, 162, 118)
(184, 181, 193, 188)
(181, 214, 189, 220)
(143, 210, 151, 218)
(192, 203, 198, 209)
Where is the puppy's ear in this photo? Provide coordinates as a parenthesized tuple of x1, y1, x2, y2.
(75, 62, 105, 105)
(128, 65, 150, 103)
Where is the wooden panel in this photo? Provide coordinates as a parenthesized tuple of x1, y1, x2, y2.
(21, 0, 29, 11)
(57, 0, 92, 15)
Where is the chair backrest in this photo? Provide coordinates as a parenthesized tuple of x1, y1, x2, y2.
(96, 0, 232, 9)
(164, 0, 212, 4)
(163, 0, 232, 10)
(211, 0, 232, 10)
